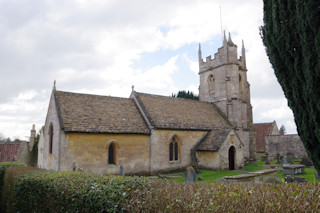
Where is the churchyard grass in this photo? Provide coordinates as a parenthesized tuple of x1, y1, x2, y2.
(167, 158, 320, 183)
(166, 170, 243, 182)
(277, 167, 320, 183)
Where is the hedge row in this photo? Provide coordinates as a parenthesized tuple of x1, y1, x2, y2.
(14, 170, 151, 212)
(1, 166, 40, 213)
(0, 162, 25, 195)
(1, 161, 320, 212)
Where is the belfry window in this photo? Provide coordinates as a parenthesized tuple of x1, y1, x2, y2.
(108, 143, 116, 164)
(239, 74, 243, 92)
(49, 123, 53, 154)
(208, 75, 215, 92)
(169, 137, 179, 161)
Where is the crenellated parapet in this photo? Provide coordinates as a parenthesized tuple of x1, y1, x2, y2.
(199, 32, 246, 74)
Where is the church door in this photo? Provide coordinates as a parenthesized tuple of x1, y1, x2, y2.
(228, 146, 236, 170)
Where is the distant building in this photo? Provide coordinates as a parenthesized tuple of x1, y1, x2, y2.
(0, 141, 22, 162)
(254, 121, 308, 159)
(254, 121, 279, 158)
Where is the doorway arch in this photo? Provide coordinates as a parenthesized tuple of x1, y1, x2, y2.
(228, 146, 236, 170)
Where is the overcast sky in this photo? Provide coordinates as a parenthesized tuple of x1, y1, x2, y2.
(0, 0, 297, 140)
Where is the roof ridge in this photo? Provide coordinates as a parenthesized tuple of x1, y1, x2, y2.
(55, 90, 130, 100)
(254, 122, 273, 125)
(135, 91, 201, 103)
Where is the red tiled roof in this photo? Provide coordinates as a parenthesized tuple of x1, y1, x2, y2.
(254, 123, 273, 152)
(0, 143, 21, 162)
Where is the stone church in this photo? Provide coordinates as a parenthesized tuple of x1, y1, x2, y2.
(38, 33, 256, 175)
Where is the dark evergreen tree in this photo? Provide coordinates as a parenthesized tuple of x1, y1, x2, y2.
(260, 0, 320, 172)
(279, 125, 286, 135)
(171, 90, 199, 100)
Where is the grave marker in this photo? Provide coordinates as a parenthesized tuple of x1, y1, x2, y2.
(185, 166, 196, 183)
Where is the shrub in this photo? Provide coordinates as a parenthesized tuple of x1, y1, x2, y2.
(14, 171, 151, 213)
(125, 180, 320, 212)
(1, 166, 40, 213)
(0, 162, 25, 195)
(0, 161, 25, 213)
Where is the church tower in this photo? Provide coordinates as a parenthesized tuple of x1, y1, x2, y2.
(198, 32, 256, 161)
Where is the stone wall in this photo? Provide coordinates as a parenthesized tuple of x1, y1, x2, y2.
(149, 129, 207, 175)
(265, 134, 308, 158)
(197, 130, 244, 170)
(63, 133, 149, 175)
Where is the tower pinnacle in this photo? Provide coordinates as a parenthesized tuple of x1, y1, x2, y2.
(242, 40, 246, 68)
(223, 30, 227, 46)
(228, 32, 234, 45)
(198, 43, 202, 62)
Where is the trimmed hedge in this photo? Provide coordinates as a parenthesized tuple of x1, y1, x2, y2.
(0, 166, 319, 212)
(1, 166, 40, 213)
(0, 162, 25, 213)
(0, 162, 25, 195)
(14, 171, 151, 212)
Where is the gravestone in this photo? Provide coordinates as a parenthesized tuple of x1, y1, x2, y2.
(276, 153, 281, 164)
(72, 162, 76, 171)
(119, 165, 124, 176)
(185, 166, 196, 183)
(316, 169, 320, 180)
(282, 156, 289, 166)
(300, 157, 313, 167)
(287, 153, 294, 164)
(265, 153, 270, 165)
(283, 164, 305, 175)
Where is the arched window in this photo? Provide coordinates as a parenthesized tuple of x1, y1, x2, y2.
(208, 75, 215, 92)
(108, 143, 116, 164)
(49, 123, 53, 154)
(169, 137, 179, 161)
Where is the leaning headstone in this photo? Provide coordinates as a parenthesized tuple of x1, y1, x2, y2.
(276, 153, 281, 164)
(119, 165, 124, 176)
(287, 153, 294, 164)
(185, 166, 196, 183)
(265, 153, 270, 165)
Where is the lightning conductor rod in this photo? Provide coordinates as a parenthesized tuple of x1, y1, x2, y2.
(220, 5, 223, 42)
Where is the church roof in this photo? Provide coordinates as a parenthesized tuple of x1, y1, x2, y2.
(254, 122, 274, 152)
(133, 92, 230, 130)
(54, 91, 150, 134)
(196, 128, 231, 151)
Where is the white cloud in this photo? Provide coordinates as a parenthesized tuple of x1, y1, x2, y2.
(0, 0, 297, 138)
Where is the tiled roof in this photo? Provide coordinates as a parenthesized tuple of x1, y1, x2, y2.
(54, 91, 150, 134)
(196, 129, 231, 151)
(0, 143, 21, 162)
(254, 123, 273, 152)
(134, 92, 231, 130)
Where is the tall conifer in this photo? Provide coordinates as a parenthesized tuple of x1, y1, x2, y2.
(261, 0, 320, 172)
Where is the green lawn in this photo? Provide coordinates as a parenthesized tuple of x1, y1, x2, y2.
(165, 169, 243, 182)
(165, 158, 320, 183)
(277, 167, 320, 183)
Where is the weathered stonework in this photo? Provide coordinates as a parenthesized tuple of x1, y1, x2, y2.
(265, 134, 308, 158)
(198, 33, 256, 161)
(197, 130, 244, 170)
